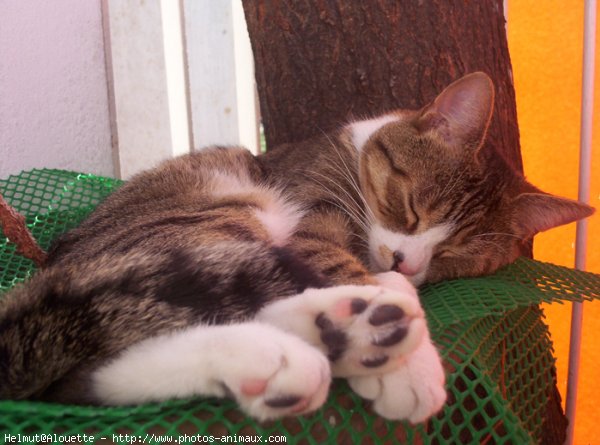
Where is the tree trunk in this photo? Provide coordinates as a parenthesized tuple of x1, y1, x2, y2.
(243, 0, 521, 171)
(243, 1, 566, 444)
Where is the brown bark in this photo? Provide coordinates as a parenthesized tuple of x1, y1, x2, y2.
(243, 1, 564, 443)
(243, 0, 522, 172)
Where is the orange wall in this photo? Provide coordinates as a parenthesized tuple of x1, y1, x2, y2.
(507, 3, 599, 444)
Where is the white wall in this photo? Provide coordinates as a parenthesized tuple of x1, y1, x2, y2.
(0, 0, 258, 182)
(105, 0, 192, 179)
(104, 0, 258, 179)
(0, 0, 114, 179)
(184, 0, 259, 154)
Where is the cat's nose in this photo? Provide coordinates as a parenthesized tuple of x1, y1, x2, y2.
(391, 250, 405, 271)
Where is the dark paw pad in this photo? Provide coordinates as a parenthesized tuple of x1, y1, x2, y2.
(316, 313, 348, 361)
(372, 326, 408, 347)
(264, 395, 302, 408)
(361, 355, 389, 368)
(350, 298, 368, 314)
(368, 304, 405, 326)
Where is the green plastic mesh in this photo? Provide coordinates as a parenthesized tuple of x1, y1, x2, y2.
(1, 169, 599, 444)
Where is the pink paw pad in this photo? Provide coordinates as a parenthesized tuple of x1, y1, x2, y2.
(241, 378, 267, 396)
(331, 297, 368, 319)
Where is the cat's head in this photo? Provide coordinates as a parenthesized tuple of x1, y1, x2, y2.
(348, 72, 594, 286)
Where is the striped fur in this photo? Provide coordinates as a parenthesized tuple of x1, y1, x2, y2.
(0, 72, 592, 406)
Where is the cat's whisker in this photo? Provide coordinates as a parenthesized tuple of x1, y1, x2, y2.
(472, 235, 521, 253)
(439, 167, 466, 199)
(320, 132, 376, 223)
(321, 138, 366, 197)
(318, 132, 365, 198)
(350, 232, 370, 245)
(301, 172, 371, 235)
(472, 232, 525, 241)
(339, 167, 375, 223)
(324, 174, 372, 226)
(310, 151, 361, 200)
(477, 239, 510, 252)
(332, 166, 371, 220)
(303, 170, 371, 231)
(322, 197, 371, 237)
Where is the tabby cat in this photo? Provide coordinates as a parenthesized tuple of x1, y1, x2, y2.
(0, 73, 593, 423)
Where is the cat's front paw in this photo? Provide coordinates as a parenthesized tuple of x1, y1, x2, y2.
(314, 285, 426, 377)
(218, 326, 331, 421)
(259, 283, 426, 377)
(348, 333, 446, 423)
(375, 271, 420, 296)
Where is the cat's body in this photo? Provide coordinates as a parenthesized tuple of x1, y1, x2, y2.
(0, 73, 593, 422)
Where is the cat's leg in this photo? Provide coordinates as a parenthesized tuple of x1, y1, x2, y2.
(90, 322, 331, 421)
(256, 276, 426, 377)
(287, 211, 381, 286)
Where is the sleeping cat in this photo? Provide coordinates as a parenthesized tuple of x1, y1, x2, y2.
(0, 72, 593, 423)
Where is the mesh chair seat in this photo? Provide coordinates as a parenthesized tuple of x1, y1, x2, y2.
(1, 169, 599, 444)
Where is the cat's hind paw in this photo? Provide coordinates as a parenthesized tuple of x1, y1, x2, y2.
(348, 334, 446, 424)
(316, 285, 426, 377)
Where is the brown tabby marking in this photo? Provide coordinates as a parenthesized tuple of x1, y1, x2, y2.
(0, 72, 593, 407)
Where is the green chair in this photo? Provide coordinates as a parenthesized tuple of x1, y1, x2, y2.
(2, 169, 599, 444)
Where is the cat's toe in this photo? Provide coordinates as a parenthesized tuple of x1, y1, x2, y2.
(348, 334, 446, 423)
(375, 271, 421, 301)
(227, 332, 331, 421)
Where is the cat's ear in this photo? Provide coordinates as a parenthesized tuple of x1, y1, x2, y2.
(512, 192, 595, 238)
(415, 72, 494, 153)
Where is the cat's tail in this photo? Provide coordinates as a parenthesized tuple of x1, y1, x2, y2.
(0, 265, 100, 400)
(0, 251, 198, 402)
